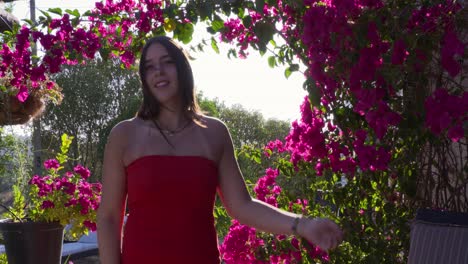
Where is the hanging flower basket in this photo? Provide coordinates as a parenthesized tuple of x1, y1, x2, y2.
(0, 75, 62, 125)
(0, 93, 44, 125)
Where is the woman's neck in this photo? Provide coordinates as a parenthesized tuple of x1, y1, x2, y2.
(156, 108, 190, 131)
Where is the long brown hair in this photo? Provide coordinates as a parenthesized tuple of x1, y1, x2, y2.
(136, 36, 202, 122)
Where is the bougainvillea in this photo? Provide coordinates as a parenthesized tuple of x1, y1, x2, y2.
(1, 0, 466, 263)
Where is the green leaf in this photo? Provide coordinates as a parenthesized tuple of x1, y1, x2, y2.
(269, 39, 277, 47)
(306, 80, 321, 107)
(289, 64, 299, 72)
(83, 10, 94, 17)
(206, 26, 216, 34)
(197, 2, 213, 20)
(235, 7, 245, 18)
(284, 68, 292, 79)
(258, 48, 266, 56)
(22, 19, 35, 26)
(253, 155, 261, 164)
(285, 64, 299, 79)
(39, 10, 52, 21)
(47, 8, 63, 16)
(242, 15, 252, 28)
(7, 184, 26, 221)
(71, 17, 81, 27)
(211, 20, 225, 32)
(227, 49, 237, 59)
(211, 38, 220, 54)
(253, 22, 276, 53)
(57, 133, 74, 164)
(255, 0, 265, 14)
(65, 9, 80, 18)
(178, 23, 194, 44)
(268, 56, 276, 68)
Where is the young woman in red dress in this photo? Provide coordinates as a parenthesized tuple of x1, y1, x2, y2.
(97, 36, 343, 264)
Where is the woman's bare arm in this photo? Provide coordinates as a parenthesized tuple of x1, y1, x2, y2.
(97, 123, 128, 264)
(215, 120, 343, 250)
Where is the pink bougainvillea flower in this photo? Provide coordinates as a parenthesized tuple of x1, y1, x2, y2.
(391, 39, 409, 65)
(440, 28, 465, 77)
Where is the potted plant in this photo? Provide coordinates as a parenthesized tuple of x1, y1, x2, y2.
(0, 133, 101, 264)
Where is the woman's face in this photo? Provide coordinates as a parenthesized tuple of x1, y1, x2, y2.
(143, 43, 180, 107)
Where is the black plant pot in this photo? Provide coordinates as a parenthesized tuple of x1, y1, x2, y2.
(0, 219, 64, 264)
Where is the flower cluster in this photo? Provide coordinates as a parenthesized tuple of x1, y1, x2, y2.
(221, 17, 259, 58)
(220, 168, 329, 263)
(0, 0, 166, 102)
(262, 0, 466, 180)
(219, 1, 299, 58)
(0, 27, 62, 104)
(26, 134, 101, 238)
(219, 219, 265, 264)
(253, 168, 281, 207)
(424, 89, 467, 142)
(252, 1, 465, 262)
(301, 0, 465, 140)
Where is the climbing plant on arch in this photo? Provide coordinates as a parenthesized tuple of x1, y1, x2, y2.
(1, 0, 466, 263)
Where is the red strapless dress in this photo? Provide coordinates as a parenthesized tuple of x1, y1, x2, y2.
(121, 155, 220, 264)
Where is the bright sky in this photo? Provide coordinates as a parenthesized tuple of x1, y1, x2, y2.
(9, 0, 307, 122)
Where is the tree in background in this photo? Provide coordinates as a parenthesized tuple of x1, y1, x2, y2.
(42, 59, 141, 180)
(0, 128, 31, 210)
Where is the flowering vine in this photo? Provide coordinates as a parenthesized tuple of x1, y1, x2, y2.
(1, 0, 466, 262)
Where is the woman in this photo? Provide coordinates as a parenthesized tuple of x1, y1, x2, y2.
(97, 36, 343, 264)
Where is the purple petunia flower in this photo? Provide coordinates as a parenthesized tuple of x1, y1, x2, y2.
(44, 159, 60, 170)
(74, 165, 91, 180)
(41, 200, 55, 209)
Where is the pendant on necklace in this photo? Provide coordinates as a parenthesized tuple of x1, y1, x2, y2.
(153, 119, 191, 137)
(164, 130, 175, 136)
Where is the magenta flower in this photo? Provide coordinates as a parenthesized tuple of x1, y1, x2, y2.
(425, 89, 467, 141)
(74, 165, 91, 179)
(222, 18, 246, 43)
(24, 134, 102, 240)
(28, 175, 42, 185)
(83, 220, 97, 232)
(219, 220, 264, 264)
(44, 159, 60, 170)
(61, 180, 77, 195)
(391, 39, 409, 65)
(41, 200, 55, 209)
(78, 197, 90, 215)
(64, 198, 78, 207)
(440, 28, 464, 77)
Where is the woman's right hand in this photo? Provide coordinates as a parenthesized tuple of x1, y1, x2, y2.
(299, 217, 344, 251)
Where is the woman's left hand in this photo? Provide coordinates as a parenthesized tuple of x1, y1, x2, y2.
(299, 217, 344, 251)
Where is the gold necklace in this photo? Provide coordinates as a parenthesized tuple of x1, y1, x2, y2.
(153, 119, 192, 136)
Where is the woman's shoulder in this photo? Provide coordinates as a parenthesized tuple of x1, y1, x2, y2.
(107, 117, 144, 142)
(199, 115, 228, 131)
(197, 115, 231, 143)
(110, 117, 139, 134)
